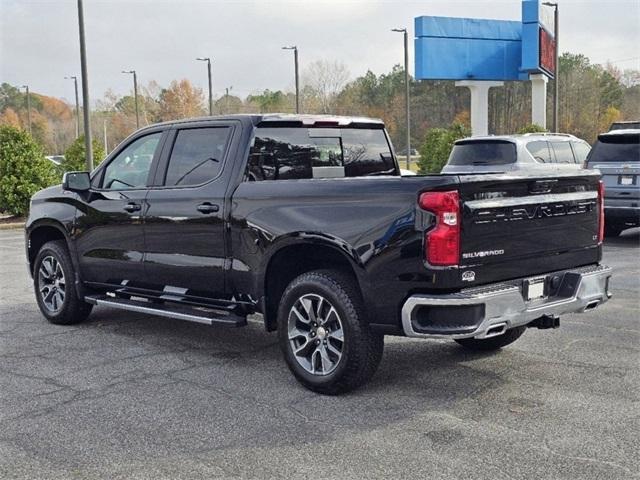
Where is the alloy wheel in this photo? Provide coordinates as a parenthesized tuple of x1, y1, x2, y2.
(287, 293, 345, 375)
(38, 255, 65, 313)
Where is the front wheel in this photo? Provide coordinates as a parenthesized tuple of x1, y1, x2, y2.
(33, 240, 92, 325)
(454, 325, 526, 351)
(277, 270, 384, 395)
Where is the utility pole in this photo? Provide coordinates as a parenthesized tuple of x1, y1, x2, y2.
(196, 57, 213, 115)
(21, 85, 31, 134)
(77, 0, 93, 170)
(122, 70, 139, 129)
(65, 76, 81, 138)
(225, 86, 232, 114)
(543, 2, 559, 133)
(392, 28, 411, 170)
(282, 46, 300, 113)
(103, 119, 108, 155)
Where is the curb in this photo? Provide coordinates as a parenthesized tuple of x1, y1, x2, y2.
(0, 222, 25, 231)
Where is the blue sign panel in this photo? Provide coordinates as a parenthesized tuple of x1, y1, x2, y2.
(415, 16, 523, 81)
(414, 1, 555, 82)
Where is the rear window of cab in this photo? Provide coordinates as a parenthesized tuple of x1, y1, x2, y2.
(246, 127, 397, 180)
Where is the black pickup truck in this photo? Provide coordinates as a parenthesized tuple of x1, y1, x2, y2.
(26, 114, 612, 394)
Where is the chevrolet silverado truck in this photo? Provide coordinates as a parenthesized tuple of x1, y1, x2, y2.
(26, 115, 612, 394)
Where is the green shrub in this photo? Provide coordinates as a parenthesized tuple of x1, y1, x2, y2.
(417, 122, 471, 173)
(0, 125, 58, 216)
(517, 123, 547, 134)
(61, 135, 105, 172)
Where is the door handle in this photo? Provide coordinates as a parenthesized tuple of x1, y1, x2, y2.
(197, 202, 220, 214)
(124, 202, 141, 213)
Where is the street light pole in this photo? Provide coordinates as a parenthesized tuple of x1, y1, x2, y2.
(65, 76, 81, 138)
(282, 46, 300, 113)
(225, 86, 232, 114)
(77, 0, 93, 170)
(392, 28, 411, 170)
(196, 57, 213, 115)
(543, 2, 559, 132)
(21, 85, 31, 135)
(122, 70, 139, 129)
(103, 118, 108, 155)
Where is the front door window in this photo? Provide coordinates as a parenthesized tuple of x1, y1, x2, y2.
(102, 132, 163, 189)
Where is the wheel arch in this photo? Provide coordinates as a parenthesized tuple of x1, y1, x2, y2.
(259, 235, 366, 332)
(26, 220, 73, 276)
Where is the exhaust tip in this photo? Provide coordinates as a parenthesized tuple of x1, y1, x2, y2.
(484, 323, 507, 338)
(584, 300, 600, 311)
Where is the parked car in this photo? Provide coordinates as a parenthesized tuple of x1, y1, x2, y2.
(26, 115, 611, 394)
(587, 129, 640, 236)
(441, 133, 591, 174)
(398, 147, 419, 156)
(609, 121, 640, 131)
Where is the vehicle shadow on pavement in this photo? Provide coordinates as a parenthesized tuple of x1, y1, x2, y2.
(79, 305, 508, 409)
(605, 227, 639, 247)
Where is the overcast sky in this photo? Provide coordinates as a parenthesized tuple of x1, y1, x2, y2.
(1, 0, 639, 105)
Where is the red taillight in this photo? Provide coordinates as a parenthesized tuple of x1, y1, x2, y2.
(419, 191, 460, 266)
(598, 180, 605, 244)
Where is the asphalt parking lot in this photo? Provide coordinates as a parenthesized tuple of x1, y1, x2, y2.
(0, 229, 638, 480)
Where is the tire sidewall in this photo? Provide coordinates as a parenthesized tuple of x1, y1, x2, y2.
(277, 274, 359, 388)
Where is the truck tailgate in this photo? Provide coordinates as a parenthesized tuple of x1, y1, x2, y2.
(456, 171, 602, 283)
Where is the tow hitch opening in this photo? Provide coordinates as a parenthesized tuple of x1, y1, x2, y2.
(529, 315, 560, 329)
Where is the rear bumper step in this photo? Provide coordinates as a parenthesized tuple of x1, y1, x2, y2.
(401, 265, 612, 339)
(85, 295, 247, 327)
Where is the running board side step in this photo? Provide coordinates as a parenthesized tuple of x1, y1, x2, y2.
(85, 295, 247, 327)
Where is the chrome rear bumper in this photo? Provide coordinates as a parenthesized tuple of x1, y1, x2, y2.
(401, 265, 612, 340)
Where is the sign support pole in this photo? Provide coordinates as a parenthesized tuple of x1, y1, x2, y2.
(530, 73, 548, 129)
(455, 81, 503, 136)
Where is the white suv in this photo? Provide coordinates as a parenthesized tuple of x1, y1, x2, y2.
(441, 133, 591, 174)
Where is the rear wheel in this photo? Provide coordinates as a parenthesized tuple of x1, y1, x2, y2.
(277, 270, 384, 395)
(455, 325, 526, 351)
(34, 240, 92, 325)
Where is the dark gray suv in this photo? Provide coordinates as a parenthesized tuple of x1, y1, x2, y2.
(587, 129, 640, 236)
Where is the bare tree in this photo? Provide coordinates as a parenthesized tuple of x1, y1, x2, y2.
(302, 59, 350, 114)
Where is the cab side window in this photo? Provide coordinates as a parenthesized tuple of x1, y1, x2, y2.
(164, 127, 231, 187)
(526, 141, 553, 163)
(101, 132, 163, 190)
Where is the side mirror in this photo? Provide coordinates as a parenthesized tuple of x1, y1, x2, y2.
(62, 171, 91, 192)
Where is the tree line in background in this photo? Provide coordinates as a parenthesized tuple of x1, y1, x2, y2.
(0, 52, 638, 214)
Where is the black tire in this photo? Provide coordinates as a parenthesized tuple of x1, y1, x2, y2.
(455, 325, 526, 351)
(277, 270, 384, 395)
(604, 223, 624, 237)
(33, 240, 92, 325)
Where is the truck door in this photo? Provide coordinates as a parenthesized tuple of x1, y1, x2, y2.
(143, 121, 238, 300)
(74, 130, 166, 286)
